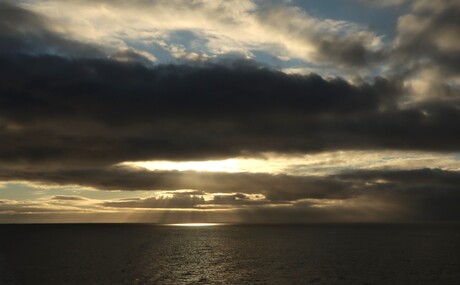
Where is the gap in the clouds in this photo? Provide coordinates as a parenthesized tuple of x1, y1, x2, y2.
(122, 159, 243, 173)
(119, 150, 460, 175)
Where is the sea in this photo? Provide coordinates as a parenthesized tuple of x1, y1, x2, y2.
(0, 223, 459, 285)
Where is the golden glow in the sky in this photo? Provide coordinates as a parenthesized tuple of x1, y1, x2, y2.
(120, 151, 460, 175)
(125, 159, 242, 172)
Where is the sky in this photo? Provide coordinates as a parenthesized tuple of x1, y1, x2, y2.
(1, 0, 460, 223)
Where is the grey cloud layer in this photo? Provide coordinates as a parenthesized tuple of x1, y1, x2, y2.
(3, 54, 460, 166)
(100, 168, 460, 221)
(3, 3, 460, 167)
(395, 0, 460, 75)
(1, 166, 459, 221)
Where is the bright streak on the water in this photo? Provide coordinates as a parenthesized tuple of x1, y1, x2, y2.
(167, 223, 222, 227)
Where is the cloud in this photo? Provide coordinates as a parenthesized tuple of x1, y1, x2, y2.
(0, 166, 354, 201)
(391, 0, 460, 99)
(2, 53, 460, 167)
(253, 4, 384, 69)
(0, 166, 459, 222)
(103, 195, 205, 209)
(396, 1, 460, 70)
(101, 192, 270, 209)
(19, 0, 384, 71)
(51, 195, 89, 201)
(109, 48, 156, 65)
(1, 162, 460, 221)
(0, 2, 103, 58)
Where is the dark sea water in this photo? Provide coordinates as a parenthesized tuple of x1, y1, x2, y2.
(0, 224, 459, 285)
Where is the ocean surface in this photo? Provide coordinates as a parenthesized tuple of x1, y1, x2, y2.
(0, 223, 459, 285)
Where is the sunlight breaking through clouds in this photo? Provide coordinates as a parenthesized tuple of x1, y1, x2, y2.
(1, 0, 460, 223)
(120, 151, 460, 176)
(126, 159, 242, 173)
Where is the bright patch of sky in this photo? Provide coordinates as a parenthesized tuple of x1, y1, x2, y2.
(0, 182, 151, 201)
(291, 0, 408, 41)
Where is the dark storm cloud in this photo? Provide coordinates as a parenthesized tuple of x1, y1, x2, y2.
(0, 2, 103, 57)
(2, 52, 460, 166)
(1, 3, 459, 169)
(0, 53, 407, 165)
(317, 36, 386, 68)
(337, 168, 460, 221)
